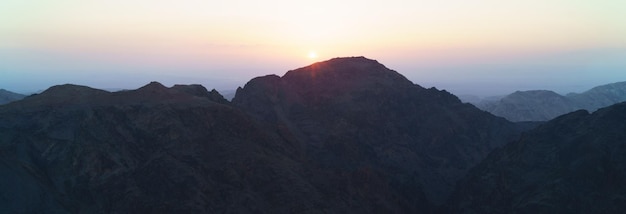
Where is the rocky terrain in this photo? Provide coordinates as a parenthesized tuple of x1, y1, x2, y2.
(474, 81, 626, 121)
(0, 89, 25, 105)
(0, 83, 320, 213)
(232, 57, 529, 208)
(446, 102, 626, 213)
(0, 57, 529, 213)
(4, 57, 625, 213)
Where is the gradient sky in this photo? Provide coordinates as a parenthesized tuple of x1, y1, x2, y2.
(2, 0, 626, 96)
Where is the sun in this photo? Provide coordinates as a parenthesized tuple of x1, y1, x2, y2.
(308, 51, 318, 59)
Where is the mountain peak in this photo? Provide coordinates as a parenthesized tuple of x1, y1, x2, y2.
(316, 56, 379, 65)
(12, 84, 109, 107)
(233, 56, 523, 207)
(281, 56, 414, 93)
(289, 56, 389, 76)
(41, 84, 106, 95)
(36, 84, 109, 102)
(171, 84, 210, 97)
(137, 81, 168, 92)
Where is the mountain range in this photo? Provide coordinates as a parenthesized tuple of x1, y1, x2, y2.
(0, 89, 25, 105)
(446, 103, 626, 213)
(472, 81, 626, 121)
(1, 57, 624, 213)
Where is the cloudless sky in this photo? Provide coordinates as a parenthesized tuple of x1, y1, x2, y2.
(1, 0, 626, 96)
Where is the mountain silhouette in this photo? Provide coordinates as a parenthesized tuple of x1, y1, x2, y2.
(567, 81, 626, 111)
(446, 102, 626, 213)
(0, 82, 322, 213)
(477, 90, 578, 121)
(233, 57, 530, 207)
(0, 89, 25, 105)
(0, 57, 559, 213)
(475, 81, 626, 121)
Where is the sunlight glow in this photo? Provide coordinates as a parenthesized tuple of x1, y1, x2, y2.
(2, 0, 626, 95)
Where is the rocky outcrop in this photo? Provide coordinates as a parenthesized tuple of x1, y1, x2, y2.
(0, 89, 26, 105)
(445, 102, 626, 213)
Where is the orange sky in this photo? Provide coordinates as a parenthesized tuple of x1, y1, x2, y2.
(1, 0, 626, 95)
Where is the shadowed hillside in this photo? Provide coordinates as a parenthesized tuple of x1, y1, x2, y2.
(233, 57, 530, 207)
(446, 102, 626, 213)
(0, 57, 537, 213)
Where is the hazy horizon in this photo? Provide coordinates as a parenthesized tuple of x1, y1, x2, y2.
(3, 55, 626, 98)
(2, 0, 626, 96)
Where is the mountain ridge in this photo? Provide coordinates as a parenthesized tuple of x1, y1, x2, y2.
(0, 89, 26, 105)
(0, 56, 566, 213)
(233, 57, 528, 206)
(0, 80, 316, 213)
(474, 81, 626, 121)
(445, 101, 626, 213)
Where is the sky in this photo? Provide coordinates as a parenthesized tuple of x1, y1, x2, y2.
(1, 0, 626, 96)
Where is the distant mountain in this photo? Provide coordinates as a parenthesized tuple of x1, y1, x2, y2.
(475, 81, 626, 121)
(0, 57, 534, 213)
(567, 81, 626, 111)
(0, 89, 25, 105)
(477, 90, 578, 121)
(446, 102, 626, 213)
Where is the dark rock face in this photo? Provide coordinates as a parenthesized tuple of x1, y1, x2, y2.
(0, 83, 319, 213)
(0, 89, 26, 105)
(446, 102, 626, 213)
(233, 57, 527, 208)
(0, 57, 537, 213)
(476, 81, 626, 122)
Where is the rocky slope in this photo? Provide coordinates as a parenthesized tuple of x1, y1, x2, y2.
(233, 57, 529, 208)
(1, 57, 536, 213)
(446, 102, 626, 213)
(0, 83, 319, 213)
(0, 89, 25, 105)
(476, 81, 626, 122)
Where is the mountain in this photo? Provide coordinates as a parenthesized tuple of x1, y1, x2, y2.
(475, 81, 626, 121)
(0, 89, 25, 105)
(0, 83, 319, 213)
(477, 90, 578, 121)
(233, 57, 530, 208)
(567, 81, 626, 111)
(0, 57, 533, 213)
(445, 102, 626, 213)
